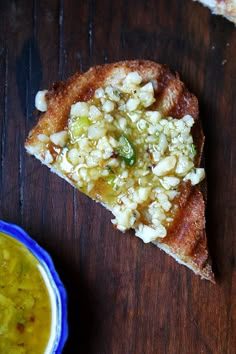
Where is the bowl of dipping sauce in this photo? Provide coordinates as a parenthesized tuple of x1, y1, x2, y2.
(0, 220, 68, 354)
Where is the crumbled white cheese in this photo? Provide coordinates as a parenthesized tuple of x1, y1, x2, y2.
(153, 156, 177, 176)
(124, 72, 142, 85)
(71, 102, 89, 117)
(102, 100, 115, 113)
(136, 224, 167, 243)
(37, 134, 49, 143)
(175, 156, 194, 176)
(50, 130, 68, 147)
(35, 90, 48, 112)
(88, 125, 106, 140)
(126, 98, 140, 111)
(67, 148, 84, 165)
(44, 150, 53, 164)
(184, 168, 205, 185)
(89, 105, 102, 121)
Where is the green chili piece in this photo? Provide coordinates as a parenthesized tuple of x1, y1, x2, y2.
(191, 143, 197, 157)
(117, 134, 136, 166)
(107, 174, 115, 186)
(70, 116, 91, 139)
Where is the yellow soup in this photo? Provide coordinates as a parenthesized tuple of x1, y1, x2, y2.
(0, 232, 52, 354)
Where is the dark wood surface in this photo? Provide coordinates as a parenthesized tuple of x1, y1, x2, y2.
(0, 1, 235, 353)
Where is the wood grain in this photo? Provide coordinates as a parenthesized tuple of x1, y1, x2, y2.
(0, 1, 235, 353)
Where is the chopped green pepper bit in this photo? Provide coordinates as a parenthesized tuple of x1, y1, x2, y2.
(191, 143, 197, 157)
(117, 134, 136, 166)
(107, 174, 115, 186)
(69, 116, 91, 140)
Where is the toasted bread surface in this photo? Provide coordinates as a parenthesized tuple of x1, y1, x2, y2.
(25, 60, 214, 282)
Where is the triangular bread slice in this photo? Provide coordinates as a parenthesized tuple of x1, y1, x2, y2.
(25, 60, 214, 282)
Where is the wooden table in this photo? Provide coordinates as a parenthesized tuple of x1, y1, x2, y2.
(0, 1, 235, 353)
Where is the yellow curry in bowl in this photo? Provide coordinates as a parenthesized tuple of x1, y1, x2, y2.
(0, 222, 68, 354)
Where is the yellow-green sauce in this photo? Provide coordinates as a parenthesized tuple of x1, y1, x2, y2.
(0, 232, 52, 354)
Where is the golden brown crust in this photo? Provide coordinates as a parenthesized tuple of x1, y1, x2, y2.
(161, 182, 214, 281)
(25, 60, 214, 282)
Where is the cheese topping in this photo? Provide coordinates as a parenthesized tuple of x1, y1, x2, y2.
(36, 72, 205, 243)
(35, 90, 48, 112)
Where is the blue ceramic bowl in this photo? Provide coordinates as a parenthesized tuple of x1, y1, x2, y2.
(0, 220, 68, 354)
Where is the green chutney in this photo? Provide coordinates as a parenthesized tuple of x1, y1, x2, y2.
(0, 232, 52, 354)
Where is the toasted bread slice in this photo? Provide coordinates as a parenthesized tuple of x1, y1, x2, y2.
(25, 60, 214, 282)
(194, 0, 236, 24)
